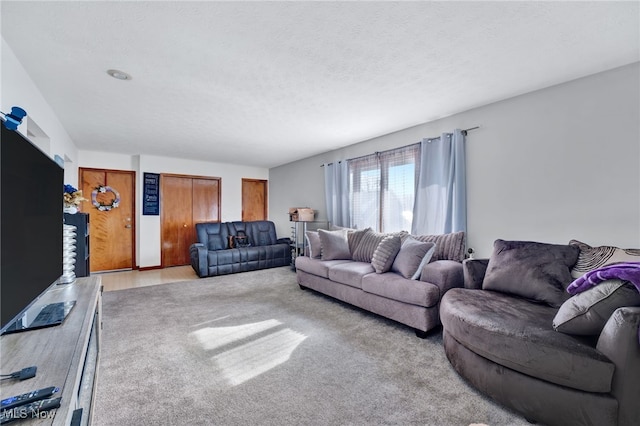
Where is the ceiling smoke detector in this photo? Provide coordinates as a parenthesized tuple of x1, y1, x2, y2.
(107, 69, 132, 81)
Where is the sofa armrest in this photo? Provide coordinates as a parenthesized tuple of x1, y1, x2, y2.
(596, 306, 640, 426)
(190, 243, 208, 278)
(462, 258, 490, 289)
(277, 237, 291, 245)
(419, 260, 464, 296)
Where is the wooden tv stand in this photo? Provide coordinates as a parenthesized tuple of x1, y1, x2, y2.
(0, 276, 102, 425)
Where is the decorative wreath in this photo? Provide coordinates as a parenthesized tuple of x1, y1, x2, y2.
(92, 185, 120, 211)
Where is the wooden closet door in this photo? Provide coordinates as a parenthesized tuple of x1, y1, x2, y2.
(193, 178, 220, 223)
(161, 176, 193, 267)
(161, 175, 221, 267)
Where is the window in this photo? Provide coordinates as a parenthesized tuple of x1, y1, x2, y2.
(348, 144, 420, 232)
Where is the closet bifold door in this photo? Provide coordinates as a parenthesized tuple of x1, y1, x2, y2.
(161, 174, 221, 267)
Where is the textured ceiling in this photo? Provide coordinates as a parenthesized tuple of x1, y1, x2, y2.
(1, 1, 638, 168)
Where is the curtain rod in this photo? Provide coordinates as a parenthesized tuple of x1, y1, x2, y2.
(461, 126, 479, 136)
(321, 126, 480, 167)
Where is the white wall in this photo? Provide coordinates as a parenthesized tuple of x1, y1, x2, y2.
(270, 63, 640, 257)
(1, 37, 78, 185)
(78, 151, 269, 268)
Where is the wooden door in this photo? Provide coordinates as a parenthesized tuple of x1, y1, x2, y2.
(242, 179, 268, 221)
(161, 175, 220, 267)
(79, 168, 135, 272)
(161, 176, 193, 267)
(193, 178, 220, 223)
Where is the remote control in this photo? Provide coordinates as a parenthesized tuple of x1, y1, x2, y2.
(0, 397, 61, 424)
(1, 386, 59, 410)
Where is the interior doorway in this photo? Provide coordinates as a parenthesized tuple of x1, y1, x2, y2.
(242, 178, 268, 221)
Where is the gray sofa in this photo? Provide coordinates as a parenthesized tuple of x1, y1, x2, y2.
(440, 239, 640, 426)
(190, 220, 291, 277)
(296, 228, 465, 337)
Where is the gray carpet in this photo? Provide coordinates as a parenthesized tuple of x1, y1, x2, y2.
(93, 266, 528, 425)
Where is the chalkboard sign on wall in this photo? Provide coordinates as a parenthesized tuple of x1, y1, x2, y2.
(143, 173, 160, 215)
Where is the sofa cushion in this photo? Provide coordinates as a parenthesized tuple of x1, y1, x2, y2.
(482, 239, 580, 308)
(371, 235, 402, 273)
(440, 288, 614, 393)
(362, 273, 440, 307)
(391, 238, 436, 279)
(195, 222, 230, 250)
(569, 239, 640, 279)
(327, 262, 375, 288)
(318, 229, 351, 260)
(412, 231, 465, 262)
(295, 256, 351, 279)
(245, 221, 278, 246)
(305, 231, 322, 259)
(553, 279, 640, 335)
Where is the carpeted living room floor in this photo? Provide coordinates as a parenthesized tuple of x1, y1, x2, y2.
(93, 266, 529, 426)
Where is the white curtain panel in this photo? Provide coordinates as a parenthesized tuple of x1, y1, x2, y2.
(411, 129, 467, 236)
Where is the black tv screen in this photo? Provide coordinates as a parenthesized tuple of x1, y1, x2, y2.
(1, 121, 64, 333)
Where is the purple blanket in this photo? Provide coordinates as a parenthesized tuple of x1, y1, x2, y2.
(567, 262, 640, 295)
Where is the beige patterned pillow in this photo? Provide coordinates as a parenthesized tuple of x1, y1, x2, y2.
(569, 240, 640, 279)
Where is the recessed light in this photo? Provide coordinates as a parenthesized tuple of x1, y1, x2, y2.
(107, 69, 132, 81)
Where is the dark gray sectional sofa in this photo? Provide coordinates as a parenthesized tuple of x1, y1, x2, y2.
(190, 220, 291, 277)
(440, 239, 640, 426)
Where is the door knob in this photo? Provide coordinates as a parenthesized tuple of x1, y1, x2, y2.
(125, 224, 132, 229)
(183, 224, 187, 228)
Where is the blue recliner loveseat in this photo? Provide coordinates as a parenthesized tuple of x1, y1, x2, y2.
(190, 220, 291, 277)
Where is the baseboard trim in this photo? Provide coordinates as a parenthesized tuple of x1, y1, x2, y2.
(138, 265, 163, 271)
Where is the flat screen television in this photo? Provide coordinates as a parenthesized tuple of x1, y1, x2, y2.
(1, 119, 71, 335)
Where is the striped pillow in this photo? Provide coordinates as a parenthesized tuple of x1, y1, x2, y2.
(569, 240, 640, 279)
(412, 231, 465, 262)
(347, 227, 372, 257)
(371, 235, 402, 273)
(351, 230, 385, 262)
(352, 230, 408, 263)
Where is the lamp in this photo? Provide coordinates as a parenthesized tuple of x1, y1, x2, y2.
(1, 106, 27, 130)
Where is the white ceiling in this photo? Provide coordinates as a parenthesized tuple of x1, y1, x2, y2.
(2, 1, 638, 168)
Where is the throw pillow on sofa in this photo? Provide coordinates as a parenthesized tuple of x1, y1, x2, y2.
(352, 229, 408, 262)
(569, 239, 640, 279)
(371, 235, 402, 273)
(553, 279, 640, 335)
(352, 229, 386, 262)
(482, 239, 580, 308)
(412, 231, 465, 262)
(318, 229, 351, 260)
(305, 231, 322, 259)
(347, 227, 372, 256)
(391, 238, 436, 279)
